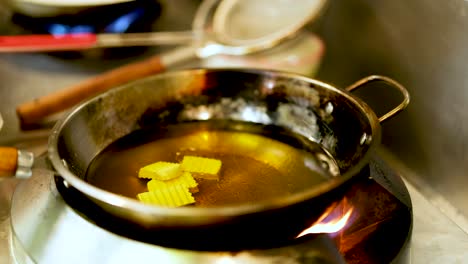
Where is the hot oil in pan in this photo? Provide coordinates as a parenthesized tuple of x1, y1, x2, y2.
(85, 120, 338, 206)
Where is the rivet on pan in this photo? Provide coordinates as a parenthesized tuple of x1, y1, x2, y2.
(61, 159, 69, 169)
(63, 180, 70, 188)
(264, 79, 276, 90)
(325, 102, 334, 114)
(360, 133, 372, 145)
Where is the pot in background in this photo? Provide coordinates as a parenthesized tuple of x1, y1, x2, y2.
(7, 0, 135, 17)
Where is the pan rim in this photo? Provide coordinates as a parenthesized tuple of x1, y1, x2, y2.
(48, 68, 381, 222)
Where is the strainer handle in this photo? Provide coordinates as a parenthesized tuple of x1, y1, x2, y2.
(345, 75, 410, 123)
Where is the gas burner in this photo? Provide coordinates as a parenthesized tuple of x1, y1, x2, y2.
(7, 155, 412, 264)
(7, 0, 162, 59)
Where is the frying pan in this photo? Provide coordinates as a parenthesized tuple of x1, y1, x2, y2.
(45, 69, 409, 247)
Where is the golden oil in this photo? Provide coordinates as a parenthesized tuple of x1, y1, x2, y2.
(86, 120, 336, 206)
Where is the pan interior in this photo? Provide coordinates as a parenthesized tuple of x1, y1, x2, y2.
(85, 119, 339, 206)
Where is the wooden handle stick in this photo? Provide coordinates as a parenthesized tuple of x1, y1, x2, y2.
(16, 54, 165, 126)
(0, 147, 34, 177)
(0, 147, 18, 176)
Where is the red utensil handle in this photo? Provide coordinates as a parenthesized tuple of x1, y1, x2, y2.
(0, 33, 98, 52)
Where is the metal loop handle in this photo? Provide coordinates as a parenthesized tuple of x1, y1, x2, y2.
(346, 75, 410, 123)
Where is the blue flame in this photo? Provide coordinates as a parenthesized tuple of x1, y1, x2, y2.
(48, 24, 94, 35)
(46, 8, 144, 35)
(48, 24, 69, 35)
(105, 8, 144, 33)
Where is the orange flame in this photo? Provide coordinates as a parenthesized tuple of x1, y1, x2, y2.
(296, 198, 355, 238)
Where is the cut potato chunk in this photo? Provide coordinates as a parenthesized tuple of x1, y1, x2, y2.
(148, 171, 199, 193)
(180, 156, 221, 180)
(138, 162, 181, 180)
(137, 185, 195, 207)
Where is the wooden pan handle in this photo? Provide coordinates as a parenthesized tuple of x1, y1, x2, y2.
(0, 147, 34, 178)
(16, 54, 165, 126)
(0, 147, 18, 177)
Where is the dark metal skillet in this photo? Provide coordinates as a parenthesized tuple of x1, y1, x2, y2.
(46, 68, 409, 247)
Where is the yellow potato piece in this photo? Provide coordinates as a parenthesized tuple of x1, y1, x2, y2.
(138, 162, 181, 180)
(137, 185, 195, 207)
(148, 172, 199, 193)
(180, 156, 221, 180)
